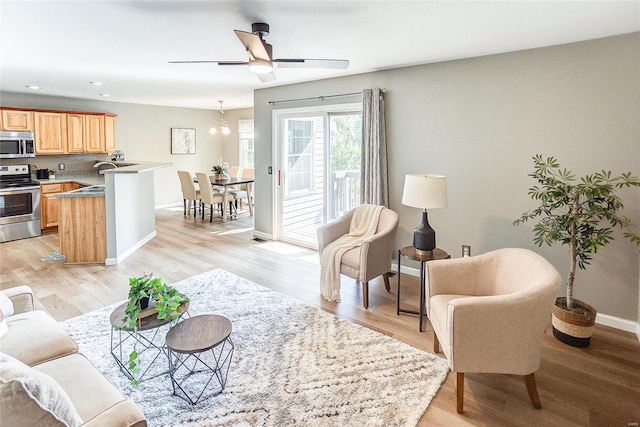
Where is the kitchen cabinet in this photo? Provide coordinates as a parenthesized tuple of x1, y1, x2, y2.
(1, 107, 117, 154)
(35, 112, 67, 154)
(67, 114, 85, 153)
(104, 115, 116, 153)
(84, 114, 105, 153)
(41, 182, 81, 230)
(58, 194, 106, 263)
(66, 113, 107, 153)
(1, 109, 34, 132)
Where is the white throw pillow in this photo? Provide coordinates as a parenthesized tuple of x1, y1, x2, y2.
(0, 292, 14, 317)
(0, 352, 83, 427)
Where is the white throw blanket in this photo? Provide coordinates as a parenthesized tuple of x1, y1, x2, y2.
(320, 204, 384, 302)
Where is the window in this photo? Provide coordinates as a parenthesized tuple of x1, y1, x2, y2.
(285, 118, 316, 194)
(238, 119, 254, 168)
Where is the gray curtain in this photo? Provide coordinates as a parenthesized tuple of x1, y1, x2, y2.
(361, 88, 388, 206)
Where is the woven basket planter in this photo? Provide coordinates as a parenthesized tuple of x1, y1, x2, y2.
(552, 297, 597, 347)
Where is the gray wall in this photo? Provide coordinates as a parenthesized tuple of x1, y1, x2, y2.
(0, 93, 253, 206)
(254, 33, 640, 322)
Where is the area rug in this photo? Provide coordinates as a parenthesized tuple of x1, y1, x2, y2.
(60, 269, 449, 426)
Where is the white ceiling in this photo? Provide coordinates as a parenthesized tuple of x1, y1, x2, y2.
(1, 1, 638, 110)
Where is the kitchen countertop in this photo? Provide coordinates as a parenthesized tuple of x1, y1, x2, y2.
(34, 173, 105, 187)
(98, 161, 170, 174)
(54, 185, 105, 198)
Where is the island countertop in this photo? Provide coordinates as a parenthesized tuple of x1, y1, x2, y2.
(99, 161, 171, 174)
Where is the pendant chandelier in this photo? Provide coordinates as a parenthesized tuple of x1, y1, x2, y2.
(209, 100, 231, 135)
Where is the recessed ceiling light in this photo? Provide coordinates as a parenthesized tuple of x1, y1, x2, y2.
(99, 93, 111, 97)
(25, 85, 41, 90)
(89, 81, 104, 86)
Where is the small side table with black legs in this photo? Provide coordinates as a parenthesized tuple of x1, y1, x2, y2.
(397, 246, 450, 332)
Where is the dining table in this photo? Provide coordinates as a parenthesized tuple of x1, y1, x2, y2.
(205, 176, 254, 222)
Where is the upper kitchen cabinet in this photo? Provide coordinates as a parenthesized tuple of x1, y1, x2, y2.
(67, 113, 85, 153)
(1, 109, 34, 132)
(104, 115, 116, 152)
(35, 112, 67, 154)
(84, 114, 105, 153)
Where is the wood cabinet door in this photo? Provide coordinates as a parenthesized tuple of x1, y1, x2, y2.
(1, 110, 34, 131)
(41, 192, 60, 228)
(104, 115, 116, 153)
(84, 114, 105, 153)
(35, 112, 67, 154)
(67, 114, 85, 153)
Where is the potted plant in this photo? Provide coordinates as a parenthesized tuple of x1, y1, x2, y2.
(211, 165, 224, 180)
(48, 169, 56, 180)
(513, 155, 640, 347)
(120, 272, 187, 380)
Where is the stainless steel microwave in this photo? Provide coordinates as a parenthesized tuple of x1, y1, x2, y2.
(0, 132, 36, 158)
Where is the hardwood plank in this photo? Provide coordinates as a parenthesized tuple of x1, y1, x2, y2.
(1, 206, 639, 426)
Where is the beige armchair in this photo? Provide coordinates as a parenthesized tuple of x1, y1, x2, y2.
(317, 206, 399, 308)
(426, 248, 561, 413)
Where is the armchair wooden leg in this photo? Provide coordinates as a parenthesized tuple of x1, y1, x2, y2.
(362, 282, 369, 309)
(433, 333, 440, 353)
(524, 373, 542, 409)
(383, 272, 391, 292)
(456, 372, 464, 413)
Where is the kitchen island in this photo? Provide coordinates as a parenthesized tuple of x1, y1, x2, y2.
(55, 161, 170, 264)
(56, 186, 106, 263)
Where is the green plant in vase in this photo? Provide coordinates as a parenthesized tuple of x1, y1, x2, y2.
(120, 272, 187, 382)
(513, 154, 639, 347)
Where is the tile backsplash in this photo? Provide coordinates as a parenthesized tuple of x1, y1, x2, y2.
(0, 154, 111, 176)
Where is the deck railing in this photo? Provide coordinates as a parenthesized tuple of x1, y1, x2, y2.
(330, 170, 361, 219)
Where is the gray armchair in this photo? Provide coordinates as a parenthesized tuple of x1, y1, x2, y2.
(317, 206, 399, 308)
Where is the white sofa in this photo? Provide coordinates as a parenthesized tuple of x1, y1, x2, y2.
(0, 285, 146, 426)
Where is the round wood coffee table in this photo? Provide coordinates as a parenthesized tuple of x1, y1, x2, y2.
(165, 314, 234, 405)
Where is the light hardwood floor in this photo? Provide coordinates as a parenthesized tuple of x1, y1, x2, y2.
(1, 206, 639, 426)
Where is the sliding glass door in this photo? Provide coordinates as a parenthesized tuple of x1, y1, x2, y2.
(273, 104, 361, 248)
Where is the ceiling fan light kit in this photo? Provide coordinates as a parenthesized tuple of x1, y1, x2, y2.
(248, 58, 273, 74)
(169, 22, 349, 82)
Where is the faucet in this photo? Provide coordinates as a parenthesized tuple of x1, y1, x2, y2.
(94, 161, 118, 169)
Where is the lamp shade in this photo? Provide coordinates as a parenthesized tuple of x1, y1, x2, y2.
(402, 174, 448, 209)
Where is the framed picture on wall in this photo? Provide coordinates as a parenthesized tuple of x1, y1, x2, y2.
(171, 128, 196, 154)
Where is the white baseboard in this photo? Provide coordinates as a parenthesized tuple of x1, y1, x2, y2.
(155, 202, 181, 209)
(105, 231, 157, 265)
(252, 230, 273, 241)
(595, 312, 638, 334)
(391, 262, 639, 338)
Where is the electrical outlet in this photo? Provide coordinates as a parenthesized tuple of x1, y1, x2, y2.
(267, 166, 273, 175)
(462, 245, 471, 257)
(58, 163, 65, 171)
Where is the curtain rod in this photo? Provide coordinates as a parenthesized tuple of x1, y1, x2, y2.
(267, 88, 385, 106)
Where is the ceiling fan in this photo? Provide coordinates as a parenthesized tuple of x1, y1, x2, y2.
(169, 23, 349, 83)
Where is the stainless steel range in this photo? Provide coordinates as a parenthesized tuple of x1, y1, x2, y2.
(0, 164, 41, 243)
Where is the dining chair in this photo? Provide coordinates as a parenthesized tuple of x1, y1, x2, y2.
(228, 167, 254, 211)
(177, 170, 200, 217)
(195, 173, 225, 222)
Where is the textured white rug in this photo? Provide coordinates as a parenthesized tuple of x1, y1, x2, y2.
(61, 269, 449, 426)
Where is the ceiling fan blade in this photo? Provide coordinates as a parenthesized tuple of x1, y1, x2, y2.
(257, 72, 277, 83)
(169, 60, 248, 66)
(169, 60, 222, 64)
(274, 59, 349, 69)
(234, 30, 271, 61)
